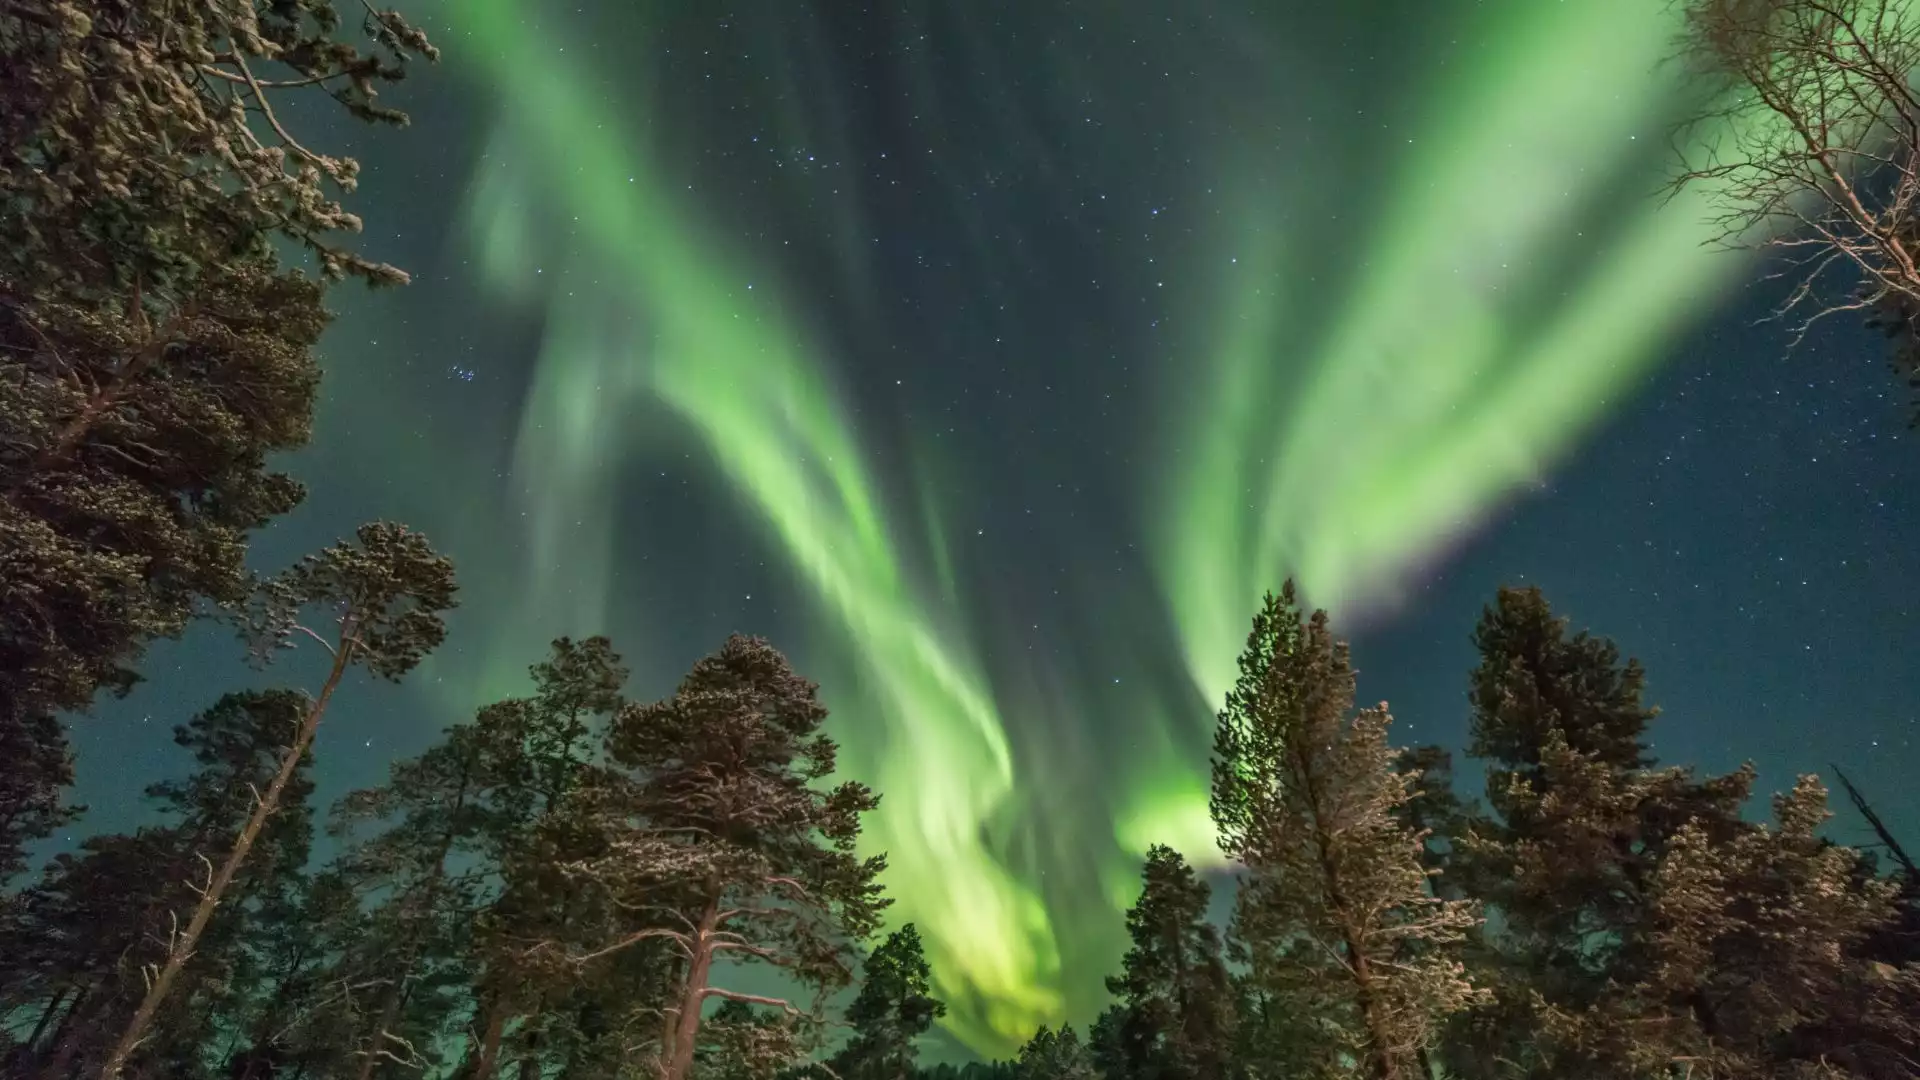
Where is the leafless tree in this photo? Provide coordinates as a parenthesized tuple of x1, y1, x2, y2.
(1673, 0, 1920, 404)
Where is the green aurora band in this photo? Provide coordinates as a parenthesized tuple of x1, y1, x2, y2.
(438, 0, 1753, 1056)
(1145, 0, 1751, 856)
(455, 2, 1059, 1049)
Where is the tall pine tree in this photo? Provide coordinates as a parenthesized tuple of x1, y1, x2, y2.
(1445, 586, 1920, 1078)
(99, 522, 457, 1079)
(1091, 846, 1233, 1080)
(1449, 587, 1752, 1077)
(1014, 1026, 1097, 1080)
(564, 635, 889, 1080)
(1213, 584, 1481, 1080)
(0, 690, 317, 1078)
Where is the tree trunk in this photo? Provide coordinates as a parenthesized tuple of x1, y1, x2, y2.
(1345, 931, 1399, 1080)
(514, 1029, 542, 1080)
(1297, 740, 1401, 1080)
(663, 893, 722, 1080)
(353, 977, 411, 1080)
(469, 999, 509, 1080)
(1833, 765, 1917, 881)
(38, 987, 99, 1080)
(96, 635, 355, 1080)
(24, 987, 69, 1056)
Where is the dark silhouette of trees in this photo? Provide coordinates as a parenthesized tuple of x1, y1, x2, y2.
(829, 924, 948, 1080)
(1090, 847, 1233, 1080)
(0, 691, 317, 1077)
(100, 523, 457, 1078)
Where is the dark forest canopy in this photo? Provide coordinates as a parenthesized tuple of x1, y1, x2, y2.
(3, 591, 1917, 1079)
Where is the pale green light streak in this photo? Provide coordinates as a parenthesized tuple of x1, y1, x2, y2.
(1160, 0, 1749, 724)
(451, 0, 1062, 1052)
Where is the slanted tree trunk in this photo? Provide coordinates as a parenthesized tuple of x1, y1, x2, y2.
(1834, 765, 1917, 881)
(23, 988, 69, 1058)
(468, 998, 510, 1080)
(662, 893, 722, 1080)
(1299, 741, 1402, 1080)
(97, 635, 355, 1079)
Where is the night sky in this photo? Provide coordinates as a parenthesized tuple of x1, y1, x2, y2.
(54, 0, 1920, 1060)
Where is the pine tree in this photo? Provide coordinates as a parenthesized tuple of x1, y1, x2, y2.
(0, 264, 325, 895)
(3, 831, 195, 1077)
(1633, 775, 1920, 1078)
(1225, 976, 1331, 1080)
(1391, 747, 1480, 900)
(217, 867, 370, 1080)
(315, 637, 629, 1080)
(1466, 586, 1652, 782)
(0, 0, 436, 303)
(0, 0, 438, 878)
(915, 1063, 1018, 1080)
(325, 720, 499, 1080)
(1014, 1025, 1096, 1080)
(1093, 846, 1233, 1080)
(1474, 765, 1920, 1079)
(1448, 587, 1757, 1078)
(564, 635, 890, 1080)
(0, 690, 317, 1078)
(97, 523, 456, 1079)
(452, 638, 631, 1080)
(0, 708, 72, 888)
(1213, 584, 1482, 1080)
(829, 924, 948, 1080)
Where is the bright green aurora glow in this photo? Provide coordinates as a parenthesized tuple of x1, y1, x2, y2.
(436, 0, 1753, 1057)
(455, 1, 1061, 1051)
(1161, 0, 1743, 711)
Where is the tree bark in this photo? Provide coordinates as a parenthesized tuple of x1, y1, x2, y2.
(514, 1029, 542, 1080)
(468, 997, 510, 1080)
(24, 987, 69, 1056)
(96, 631, 355, 1080)
(1295, 740, 1400, 1080)
(662, 892, 722, 1080)
(1344, 924, 1399, 1080)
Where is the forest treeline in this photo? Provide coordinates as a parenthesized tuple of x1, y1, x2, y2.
(4, 0, 1920, 1078)
(5, 580, 1920, 1080)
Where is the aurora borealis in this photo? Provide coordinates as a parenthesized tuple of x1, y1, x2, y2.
(64, 0, 1920, 1062)
(435, 0, 1749, 1048)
